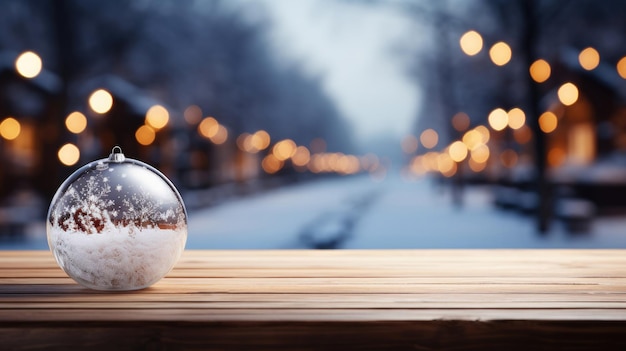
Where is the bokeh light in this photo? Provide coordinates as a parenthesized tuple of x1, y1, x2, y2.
(135, 125, 156, 146)
(462, 129, 482, 151)
(459, 30, 483, 56)
(292, 146, 311, 167)
(558, 82, 579, 106)
(145, 105, 169, 130)
(578, 47, 600, 70)
(58, 143, 80, 166)
(448, 141, 468, 162)
(88, 89, 113, 114)
(617, 57, 626, 79)
(470, 144, 490, 164)
(488, 108, 508, 131)
(65, 112, 87, 134)
(0, 117, 21, 140)
(273, 139, 297, 161)
(513, 125, 532, 144)
(474, 125, 490, 143)
(529, 59, 551, 83)
(401, 135, 419, 154)
(452, 112, 470, 132)
(420, 129, 438, 149)
(507, 108, 526, 130)
(489, 42, 512, 66)
(15, 51, 42, 78)
(251, 130, 271, 151)
(184, 105, 202, 125)
(539, 111, 558, 133)
(198, 117, 219, 138)
(262, 154, 284, 174)
(211, 125, 228, 144)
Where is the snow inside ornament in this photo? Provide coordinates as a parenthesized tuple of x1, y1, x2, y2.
(47, 146, 187, 290)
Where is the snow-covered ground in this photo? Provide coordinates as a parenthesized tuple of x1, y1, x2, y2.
(4, 173, 626, 250)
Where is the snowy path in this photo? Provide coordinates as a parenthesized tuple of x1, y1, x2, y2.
(186, 173, 626, 249)
(186, 175, 383, 249)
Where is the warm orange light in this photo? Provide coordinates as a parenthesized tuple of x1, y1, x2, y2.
(488, 108, 508, 131)
(211, 125, 228, 144)
(529, 59, 551, 83)
(507, 108, 526, 130)
(184, 105, 202, 125)
(470, 144, 490, 164)
(58, 143, 80, 166)
(251, 130, 271, 151)
(489, 42, 512, 66)
(437, 153, 456, 176)
(336, 155, 360, 175)
(500, 149, 518, 168)
(558, 82, 579, 106)
(578, 47, 600, 70)
(468, 158, 487, 172)
(420, 129, 438, 149)
(262, 154, 284, 174)
(513, 125, 532, 144)
(88, 89, 113, 114)
(459, 30, 483, 56)
(65, 111, 87, 134)
(292, 146, 311, 167)
(617, 57, 626, 79)
(236, 133, 251, 151)
(198, 117, 219, 138)
(452, 112, 470, 132)
(145, 105, 169, 130)
(548, 147, 566, 167)
(15, 51, 42, 78)
(423, 152, 439, 171)
(273, 139, 297, 161)
(539, 111, 558, 133)
(0, 117, 21, 140)
(474, 125, 490, 143)
(401, 135, 419, 154)
(462, 129, 482, 151)
(135, 125, 156, 146)
(448, 141, 468, 162)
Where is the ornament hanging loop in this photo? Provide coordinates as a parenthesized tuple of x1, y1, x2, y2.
(109, 146, 125, 163)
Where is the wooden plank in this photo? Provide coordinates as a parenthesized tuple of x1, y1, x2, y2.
(1, 250, 626, 349)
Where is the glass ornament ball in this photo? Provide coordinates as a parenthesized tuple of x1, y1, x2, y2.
(47, 147, 187, 291)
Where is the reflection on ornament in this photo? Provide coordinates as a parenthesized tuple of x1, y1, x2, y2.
(47, 146, 187, 291)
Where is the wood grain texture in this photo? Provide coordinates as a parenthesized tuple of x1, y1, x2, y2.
(1, 250, 626, 350)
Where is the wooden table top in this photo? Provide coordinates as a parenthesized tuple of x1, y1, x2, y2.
(1, 249, 626, 350)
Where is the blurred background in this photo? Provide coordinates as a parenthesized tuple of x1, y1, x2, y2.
(2, 0, 626, 249)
